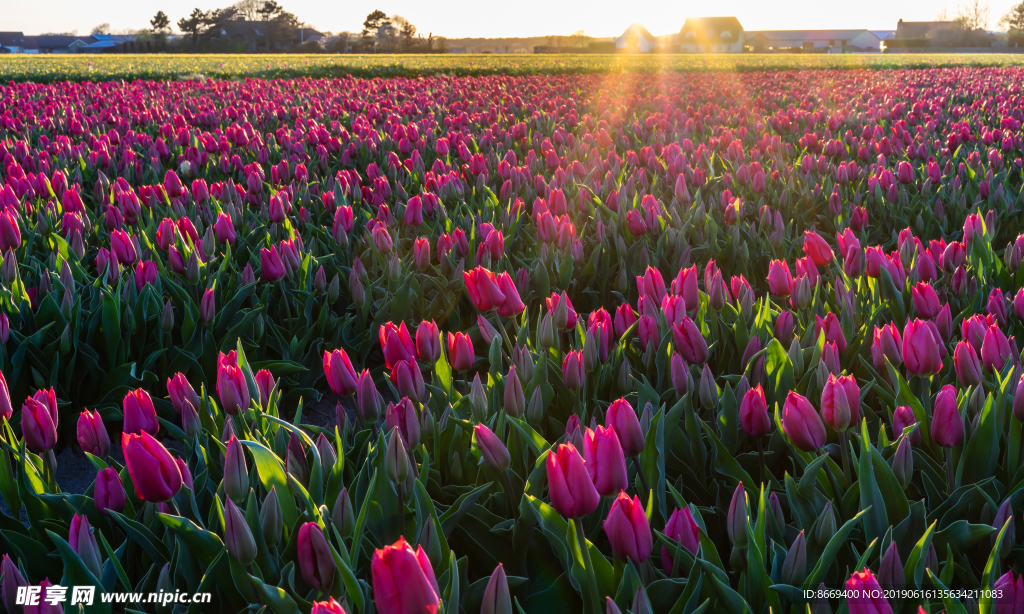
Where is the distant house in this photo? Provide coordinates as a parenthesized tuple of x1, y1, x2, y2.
(35, 35, 94, 54)
(0, 32, 39, 54)
(895, 20, 960, 39)
(679, 17, 744, 53)
(615, 24, 657, 53)
(745, 30, 883, 53)
(80, 34, 135, 53)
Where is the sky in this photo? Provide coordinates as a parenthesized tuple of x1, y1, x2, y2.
(5, 0, 1016, 39)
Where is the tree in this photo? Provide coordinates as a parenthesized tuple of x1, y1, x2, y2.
(150, 11, 170, 33)
(231, 0, 262, 21)
(257, 1, 283, 21)
(361, 10, 390, 38)
(91, 23, 111, 35)
(956, 0, 992, 30)
(177, 9, 206, 48)
(392, 15, 417, 51)
(1001, 0, 1024, 32)
(571, 29, 586, 48)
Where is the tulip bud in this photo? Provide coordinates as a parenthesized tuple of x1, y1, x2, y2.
(699, 365, 717, 409)
(605, 597, 624, 614)
(181, 400, 202, 438)
(504, 366, 525, 418)
(261, 486, 283, 547)
(160, 299, 175, 333)
(69, 513, 103, 578)
(639, 402, 653, 436)
(224, 497, 257, 565)
(417, 518, 442, 569)
(877, 541, 903, 591)
(386, 429, 410, 485)
(781, 531, 807, 586)
(670, 354, 688, 397)
(1014, 375, 1024, 423)
(332, 488, 355, 538)
(726, 483, 748, 549)
(2, 251, 17, 284)
(470, 374, 489, 421)
(475, 424, 511, 473)
(814, 501, 837, 545)
(891, 435, 913, 488)
(185, 250, 200, 284)
(991, 498, 1016, 558)
(527, 386, 545, 424)
(94, 467, 126, 516)
(223, 436, 249, 503)
(200, 288, 215, 324)
(613, 357, 632, 394)
(583, 330, 598, 373)
(1, 554, 26, 613)
(481, 564, 512, 614)
(539, 313, 555, 348)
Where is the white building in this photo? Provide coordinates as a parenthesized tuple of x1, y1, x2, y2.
(678, 17, 744, 53)
(615, 24, 657, 53)
(745, 29, 883, 52)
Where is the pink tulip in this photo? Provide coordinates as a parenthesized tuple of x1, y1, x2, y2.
(892, 405, 921, 446)
(871, 322, 903, 370)
(931, 385, 964, 448)
(672, 317, 709, 365)
(166, 373, 201, 416)
(782, 391, 826, 452)
(21, 389, 58, 454)
(981, 324, 1012, 372)
(562, 350, 585, 390)
(767, 260, 794, 297)
(464, 267, 506, 312)
(662, 506, 700, 572)
(546, 443, 600, 518)
(217, 351, 251, 415)
(448, 332, 475, 371)
(846, 568, 893, 614)
(371, 537, 440, 614)
(379, 322, 416, 370)
(94, 467, 126, 516)
(605, 398, 645, 457)
(740, 385, 770, 438)
(416, 320, 441, 363)
(260, 246, 287, 281)
(122, 431, 182, 502)
(802, 231, 834, 266)
(77, 409, 110, 457)
(298, 522, 337, 592)
(911, 282, 941, 319)
(902, 319, 943, 376)
(954, 341, 983, 386)
(603, 491, 653, 564)
(324, 349, 358, 395)
(583, 426, 628, 497)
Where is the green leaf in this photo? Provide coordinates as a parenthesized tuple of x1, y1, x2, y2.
(804, 507, 870, 589)
(240, 440, 299, 531)
(763, 338, 795, 408)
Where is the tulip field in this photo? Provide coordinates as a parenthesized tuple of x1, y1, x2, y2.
(4, 53, 1024, 83)
(3, 65, 1024, 614)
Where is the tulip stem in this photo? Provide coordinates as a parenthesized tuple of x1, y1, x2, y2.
(495, 313, 515, 359)
(756, 439, 766, 487)
(632, 456, 651, 497)
(501, 470, 518, 513)
(945, 447, 956, 494)
(820, 451, 843, 515)
(397, 482, 406, 539)
(839, 430, 851, 483)
(573, 517, 602, 613)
